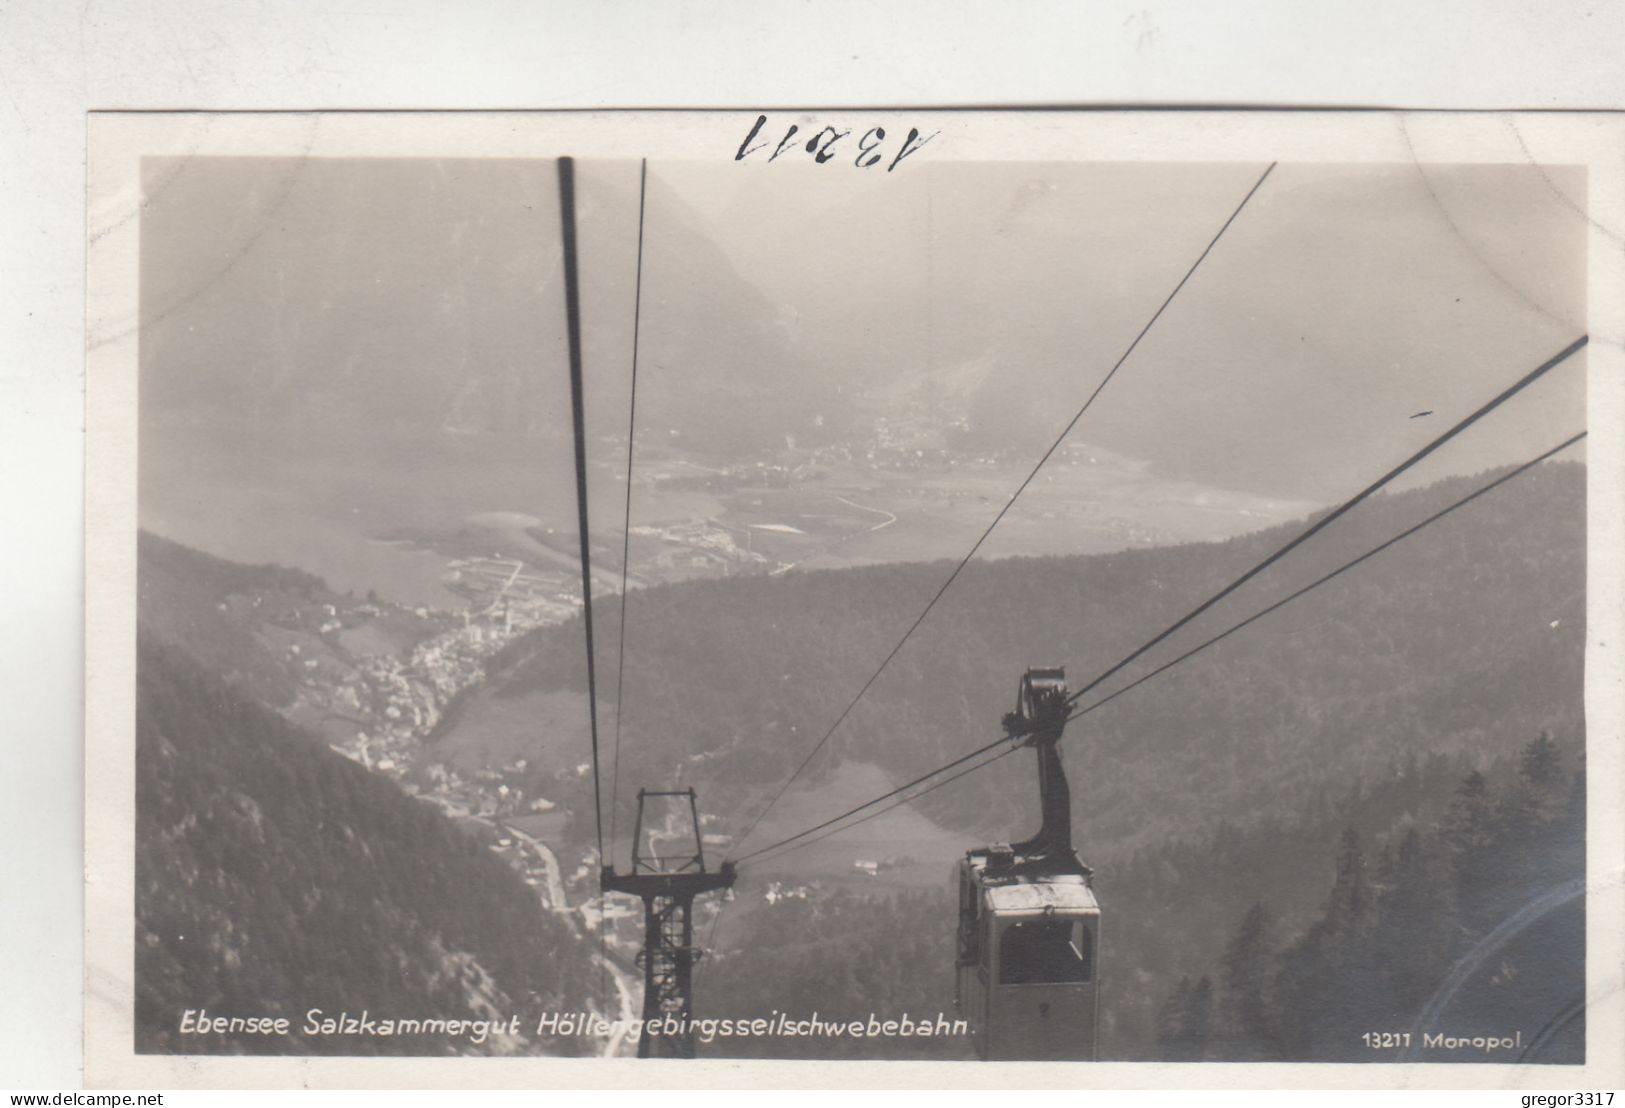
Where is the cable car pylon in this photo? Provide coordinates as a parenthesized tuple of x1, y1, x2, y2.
(601, 789, 736, 1058)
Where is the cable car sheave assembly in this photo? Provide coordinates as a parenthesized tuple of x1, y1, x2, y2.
(553, 154, 1588, 1060)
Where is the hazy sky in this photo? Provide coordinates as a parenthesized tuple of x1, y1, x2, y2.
(140, 155, 1588, 501)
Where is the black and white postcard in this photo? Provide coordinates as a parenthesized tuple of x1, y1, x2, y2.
(83, 110, 1625, 1088)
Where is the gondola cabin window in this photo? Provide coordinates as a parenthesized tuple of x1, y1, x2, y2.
(999, 917, 1092, 985)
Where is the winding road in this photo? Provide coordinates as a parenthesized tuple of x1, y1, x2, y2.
(829, 493, 897, 532)
(498, 820, 641, 1056)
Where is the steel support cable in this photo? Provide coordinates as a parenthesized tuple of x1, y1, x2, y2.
(700, 745, 1022, 975)
(558, 159, 608, 863)
(609, 159, 649, 853)
(557, 157, 612, 1018)
(746, 747, 1022, 869)
(1061, 430, 1587, 727)
(733, 720, 1027, 864)
(727, 161, 1279, 860)
(734, 427, 1586, 867)
(1059, 334, 1588, 711)
(693, 743, 1022, 975)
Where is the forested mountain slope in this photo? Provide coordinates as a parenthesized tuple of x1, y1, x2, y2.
(137, 531, 344, 709)
(477, 461, 1585, 853)
(1155, 731, 1585, 1064)
(135, 638, 595, 1055)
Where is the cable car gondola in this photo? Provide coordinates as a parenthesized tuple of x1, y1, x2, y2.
(955, 668, 1100, 1061)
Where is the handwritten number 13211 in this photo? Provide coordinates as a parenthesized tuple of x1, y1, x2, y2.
(734, 115, 938, 172)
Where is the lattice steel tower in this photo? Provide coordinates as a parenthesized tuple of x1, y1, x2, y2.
(601, 789, 736, 1058)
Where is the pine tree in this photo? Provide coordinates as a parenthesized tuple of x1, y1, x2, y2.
(1371, 826, 1457, 1021)
(1184, 975, 1214, 1061)
(1155, 976, 1193, 1061)
(1444, 770, 1498, 935)
(1155, 974, 1214, 1061)
(1499, 732, 1568, 904)
(1327, 829, 1373, 940)
(1274, 829, 1379, 1059)
(1216, 902, 1277, 1060)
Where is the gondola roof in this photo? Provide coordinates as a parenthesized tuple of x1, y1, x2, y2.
(982, 874, 1099, 913)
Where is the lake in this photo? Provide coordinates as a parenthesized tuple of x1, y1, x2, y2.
(140, 420, 607, 608)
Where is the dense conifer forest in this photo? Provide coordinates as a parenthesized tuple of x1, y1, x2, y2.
(1154, 731, 1584, 1063)
(135, 638, 596, 1055)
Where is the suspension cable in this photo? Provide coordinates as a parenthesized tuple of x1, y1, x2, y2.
(728, 161, 1279, 859)
(609, 159, 649, 852)
(734, 426, 1586, 867)
(734, 720, 1017, 864)
(1060, 334, 1587, 710)
(1062, 430, 1587, 727)
(558, 156, 606, 863)
(557, 156, 613, 1019)
(747, 747, 1021, 869)
(695, 744, 1022, 974)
